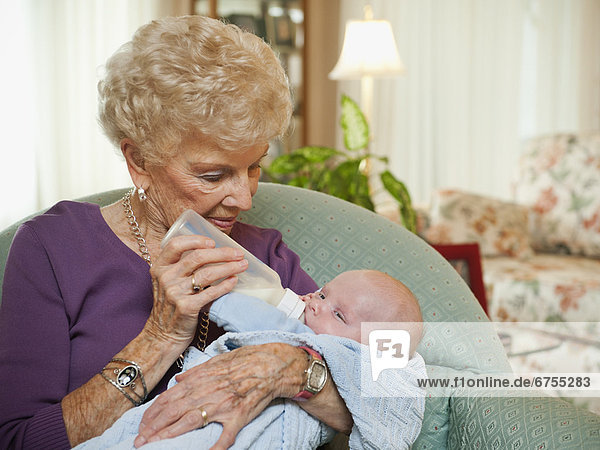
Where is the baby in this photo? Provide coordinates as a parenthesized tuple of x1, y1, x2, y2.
(300, 269, 423, 351)
(77, 269, 425, 449)
(211, 269, 424, 353)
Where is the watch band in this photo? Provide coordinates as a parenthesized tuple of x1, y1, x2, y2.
(299, 345, 322, 361)
(293, 346, 327, 401)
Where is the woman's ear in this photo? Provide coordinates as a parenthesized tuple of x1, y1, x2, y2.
(121, 139, 150, 190)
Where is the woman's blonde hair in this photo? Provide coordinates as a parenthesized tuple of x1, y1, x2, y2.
(98, 15, 292, 164)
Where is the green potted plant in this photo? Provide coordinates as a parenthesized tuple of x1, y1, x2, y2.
(265, 95, 416, 232)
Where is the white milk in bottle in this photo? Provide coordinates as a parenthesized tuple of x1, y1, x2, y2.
(162, 210, 306, 320)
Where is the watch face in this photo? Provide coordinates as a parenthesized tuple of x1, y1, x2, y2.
(308, 360, 327, 391)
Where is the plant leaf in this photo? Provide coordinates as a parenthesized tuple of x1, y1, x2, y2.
(354, 175, 375, 210)
(381, 170, 416, 232)
(288, 176, 310, 188)
(267, 153, 308, 175)
(327, 160, 358, 199)
(329, 159, 375, 210)
(341, 95, 369, 151)
(295, 146, 340, 163)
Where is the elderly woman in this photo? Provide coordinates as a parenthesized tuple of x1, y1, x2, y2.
(0, 15, 351, 449)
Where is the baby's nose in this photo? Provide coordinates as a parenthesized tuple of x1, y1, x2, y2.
(307, 296, 324, 314)
(301, 291, 317, 302)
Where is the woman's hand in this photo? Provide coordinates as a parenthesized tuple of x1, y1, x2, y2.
(143, 235, 249, 353)
(61, 237, 252, 447)
(134, 343, 308, 449)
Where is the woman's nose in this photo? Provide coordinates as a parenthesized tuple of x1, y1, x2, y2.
(222, 177, 253, 211)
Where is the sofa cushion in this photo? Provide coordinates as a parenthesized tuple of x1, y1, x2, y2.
(482, 254, 600, 323)
(422, 189, 534, 259)
(513, 132, 600, 257)
(448, 396, 600, 448)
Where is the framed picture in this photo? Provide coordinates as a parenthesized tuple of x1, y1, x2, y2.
(266, 13, 295, 48)
(431, 243, 488, 314)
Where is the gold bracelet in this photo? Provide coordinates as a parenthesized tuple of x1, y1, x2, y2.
(100, 358, 148, 407)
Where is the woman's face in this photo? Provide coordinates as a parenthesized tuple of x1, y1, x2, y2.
(144, 134, 269, 235)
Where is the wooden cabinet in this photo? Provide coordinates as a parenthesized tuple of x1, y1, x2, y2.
(193, 0, 339, 154)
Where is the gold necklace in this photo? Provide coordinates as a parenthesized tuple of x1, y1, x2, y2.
(122, 189, 210, 360)
(122, 189, 152, 266)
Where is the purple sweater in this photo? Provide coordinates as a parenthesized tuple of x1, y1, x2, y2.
(0, 201, 317, 450)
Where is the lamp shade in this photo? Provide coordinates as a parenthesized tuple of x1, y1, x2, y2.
(329, 19, 404, 80)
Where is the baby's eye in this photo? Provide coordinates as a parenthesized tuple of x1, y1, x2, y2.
(333, 310, 346, 323)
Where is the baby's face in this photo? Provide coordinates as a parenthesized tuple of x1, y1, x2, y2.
(301, 272, 380, 343)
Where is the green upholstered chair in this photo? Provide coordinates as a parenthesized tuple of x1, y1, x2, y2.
(2, 183, 599, 448)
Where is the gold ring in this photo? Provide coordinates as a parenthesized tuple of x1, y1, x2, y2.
(199, 406, 208, 427)
(191, 273, 202, 294)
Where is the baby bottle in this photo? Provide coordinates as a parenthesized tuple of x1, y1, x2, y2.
(162, 210, 306, 320)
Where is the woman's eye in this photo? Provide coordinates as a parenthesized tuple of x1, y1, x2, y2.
(198, 173, 223, 182)
(318, 292, 326, 300)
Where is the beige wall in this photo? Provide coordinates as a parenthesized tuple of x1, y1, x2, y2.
(304, 0, 340, 148)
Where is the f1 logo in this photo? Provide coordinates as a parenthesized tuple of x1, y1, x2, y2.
(369, 330, 410, 381)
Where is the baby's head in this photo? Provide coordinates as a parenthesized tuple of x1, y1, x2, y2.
(301, 270, 423, 354)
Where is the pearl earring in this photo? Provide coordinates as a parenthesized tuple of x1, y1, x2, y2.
(137, 187, 147, 202)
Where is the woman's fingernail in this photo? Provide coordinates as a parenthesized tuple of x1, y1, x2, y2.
(134, 435, 146, 447)
(239, 259, 248, 267)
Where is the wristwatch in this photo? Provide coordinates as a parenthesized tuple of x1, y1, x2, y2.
(293, 346, 327, 401)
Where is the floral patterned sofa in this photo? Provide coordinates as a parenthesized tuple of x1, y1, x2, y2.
(415, 132, 600, 413)
(418, 132, 600, 324)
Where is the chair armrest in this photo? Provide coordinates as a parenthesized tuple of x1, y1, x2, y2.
(448, 396, 600, 447)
